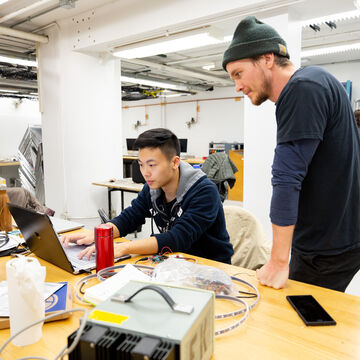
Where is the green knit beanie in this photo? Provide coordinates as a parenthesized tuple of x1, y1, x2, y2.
(222, 16, 289, 70)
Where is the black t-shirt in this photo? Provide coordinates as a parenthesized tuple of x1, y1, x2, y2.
(276, 66, 360, 255)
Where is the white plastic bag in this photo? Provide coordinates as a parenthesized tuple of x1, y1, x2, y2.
(6, 255, 46, 346)
(152, 258, 236, 295)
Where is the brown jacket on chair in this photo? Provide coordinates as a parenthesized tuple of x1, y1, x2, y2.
(224, 205, 270, 270)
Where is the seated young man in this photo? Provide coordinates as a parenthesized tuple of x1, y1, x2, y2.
(62, 128, 234, 263)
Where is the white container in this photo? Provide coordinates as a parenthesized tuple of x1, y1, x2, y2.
(6, 256, 46, 346)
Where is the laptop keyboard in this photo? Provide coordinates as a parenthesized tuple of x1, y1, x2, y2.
(63, 245, 96, 270)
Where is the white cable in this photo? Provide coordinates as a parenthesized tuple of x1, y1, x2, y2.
(215, 295, 250, 336)
(73, 273, 98, 305)
(0, 308, 89, 360)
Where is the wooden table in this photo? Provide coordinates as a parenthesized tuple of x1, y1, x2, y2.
(92, 178, 144, 218)
(0, 253, 360, 360)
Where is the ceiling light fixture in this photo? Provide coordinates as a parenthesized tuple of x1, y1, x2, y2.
(164, 93, 188, 98)
(302, 10, 360, 27)
(0, 89, 18, 93)
(121, 75, 188, 91)
(301, 42, 360, 57)
(202, 64, 215, 71)
(0, 55, 37, 67)
(0, 0, 9, 5)
(113, 28, 224, 59)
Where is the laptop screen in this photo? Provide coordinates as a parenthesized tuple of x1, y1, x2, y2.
(7, 203, 76, 273)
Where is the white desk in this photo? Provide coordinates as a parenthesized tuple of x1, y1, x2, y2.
(92, 178, 144, 217)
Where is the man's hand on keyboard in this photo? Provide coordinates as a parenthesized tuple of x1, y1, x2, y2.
(61, 230, 94, 248)
(78, 244, 96, 260)
(78, 242, 130, 260)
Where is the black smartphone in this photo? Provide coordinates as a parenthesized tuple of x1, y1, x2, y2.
(286, 295, 336, 326)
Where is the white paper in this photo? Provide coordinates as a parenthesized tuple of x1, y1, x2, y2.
(0, 281, 64, 317)
(0, 234, 25, 251)
(84, 264, 151, 305)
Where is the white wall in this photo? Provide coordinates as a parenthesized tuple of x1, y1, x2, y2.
(0, 98, 41, 159)
(122, 87, 244, 157)
(321, 61, 360, 109)
(38, 21, 123, 223)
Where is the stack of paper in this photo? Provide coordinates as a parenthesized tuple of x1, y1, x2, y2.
(84, 264, 151, 305)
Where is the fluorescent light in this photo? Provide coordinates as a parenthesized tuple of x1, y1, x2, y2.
(164, 93, 188, 98)
(302, 10, 360, 27)
(301, 42, 360, 57)
(121, 75, 187, 91)
(0, 0, 9, 4)
(0, 55, 37, 67)
(0, 89, 17, 93)
(202, 64, 215, 71)
(114, 31, 223, 59)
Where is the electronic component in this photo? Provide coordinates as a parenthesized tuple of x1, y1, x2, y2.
(68, 280, 214, 360)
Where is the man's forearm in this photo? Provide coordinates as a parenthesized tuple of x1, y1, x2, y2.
(256, 223, 294, 289)
(107, 222, 120, 238)
(123, 236, 159, 255)
(271, 223, 294, 264)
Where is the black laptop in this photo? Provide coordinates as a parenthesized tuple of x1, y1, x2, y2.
(7, 203, 130, 274)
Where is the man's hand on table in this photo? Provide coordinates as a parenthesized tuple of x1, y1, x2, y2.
(256, 258, 289, 289)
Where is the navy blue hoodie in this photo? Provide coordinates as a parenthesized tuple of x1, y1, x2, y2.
(110, 161, 233, 263)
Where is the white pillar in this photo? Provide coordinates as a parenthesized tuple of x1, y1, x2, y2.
(243, 13, 302, 239)
(38, 22, 122, 223)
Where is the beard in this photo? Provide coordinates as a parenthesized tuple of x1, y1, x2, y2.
(252, 68, 272, 106)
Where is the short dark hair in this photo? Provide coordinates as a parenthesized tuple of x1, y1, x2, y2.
(250, 53, 292, 68)
(355, 110, 360, 128)
(133, 128, 180, 159)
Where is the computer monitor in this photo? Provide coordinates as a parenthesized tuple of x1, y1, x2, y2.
(179, 138, 188, 153)
(126, 138, 136, 151)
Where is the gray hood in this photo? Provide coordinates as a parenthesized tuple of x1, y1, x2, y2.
(150, 161, 205, 207)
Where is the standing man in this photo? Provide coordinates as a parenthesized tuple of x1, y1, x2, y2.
(223, 16, 360, 291)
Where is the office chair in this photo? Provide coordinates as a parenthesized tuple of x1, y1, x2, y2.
(131, 161, 146, 184)
(98, 208, 110, 223)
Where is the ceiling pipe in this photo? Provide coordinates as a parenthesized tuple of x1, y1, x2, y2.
(11, 5, 61, 28)
(121, 72, 212, 92)
(166, 53, 223, 66)
(0, 49, 36, 61)
(121, 58, 232, 86)
(0, 78, 37, 90)
(0, 26, 48, 43)
(0, 0, 54, 24)
(0, 42, 35, 52)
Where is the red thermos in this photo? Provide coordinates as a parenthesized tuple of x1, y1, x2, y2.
(94, 224, 114, 272)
